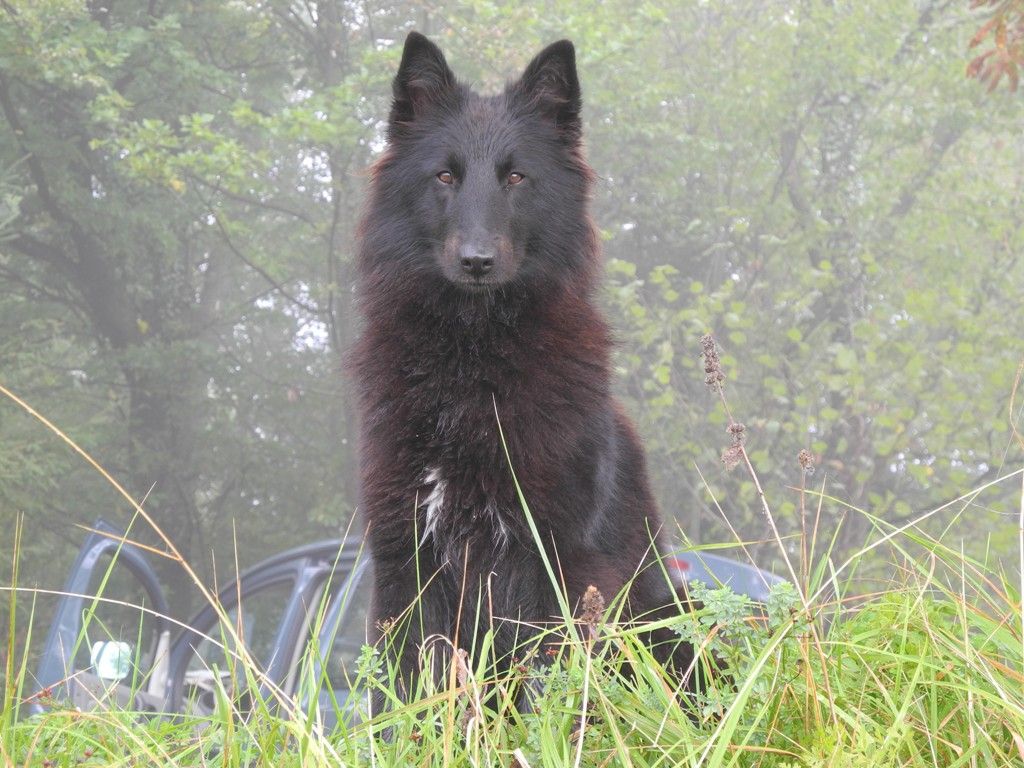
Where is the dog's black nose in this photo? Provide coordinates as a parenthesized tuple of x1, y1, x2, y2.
(459, 245, 494, 277)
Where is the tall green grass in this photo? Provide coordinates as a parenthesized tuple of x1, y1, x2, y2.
(4, 500, 1024, 767)
(2, 365, 1024, 767)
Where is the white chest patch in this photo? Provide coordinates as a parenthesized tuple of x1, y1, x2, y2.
(487, 501, 511, 550)
(417, 467, 512, 553)
(419, 466, 446, 543)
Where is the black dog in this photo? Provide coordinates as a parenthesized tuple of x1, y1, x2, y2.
(352, 32, 698, 705)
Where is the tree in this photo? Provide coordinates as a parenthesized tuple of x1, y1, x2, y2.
(0, 0, 378, 612)
(1, 0, 1021, 632)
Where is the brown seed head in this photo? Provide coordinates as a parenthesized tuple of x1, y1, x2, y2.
(721, 420, 746, 471)
(454, 647, 470, 688)
(721, 443, 743, 471)
(701, 334, 725, 391)
(580, 584, 605, 640)
(798, 449, 815, 475)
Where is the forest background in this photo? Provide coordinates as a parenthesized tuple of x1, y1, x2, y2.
(1, 0, 1022, 638)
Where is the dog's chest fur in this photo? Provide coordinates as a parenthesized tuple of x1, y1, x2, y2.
(357, 290, 611, 568)
(416, 464, 514, 564)
(399, 340, 528, 563)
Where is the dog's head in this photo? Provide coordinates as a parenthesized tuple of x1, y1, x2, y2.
(366, 32, 595, 296)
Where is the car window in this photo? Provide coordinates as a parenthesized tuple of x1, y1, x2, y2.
(185, 579, 295, 675)
(70, 554, 162, 688)
(296, 558, 372, 729)
(326, 576, 372, 688)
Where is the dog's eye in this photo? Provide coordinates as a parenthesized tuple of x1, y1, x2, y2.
(507, 172, 525, 186)
(437, 171, 454, 185)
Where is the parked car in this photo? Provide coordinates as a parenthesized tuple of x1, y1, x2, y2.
(28, 519, 781, 725)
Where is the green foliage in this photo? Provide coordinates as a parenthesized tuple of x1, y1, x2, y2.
(581, 0, 1024, 570)
(0, 0, 1022, 672)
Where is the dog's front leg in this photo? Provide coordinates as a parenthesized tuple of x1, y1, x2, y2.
(368, 543, 451, 713)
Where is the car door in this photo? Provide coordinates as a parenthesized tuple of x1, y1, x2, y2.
(29, 519, 172, 716)
(305, 555, 372, 728)
(32, 522, 370, 722)
(164, 538, 367, 718)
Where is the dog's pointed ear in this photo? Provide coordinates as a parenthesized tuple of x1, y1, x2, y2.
(390, 32, 456, 129)
(514, 40, 581, 139)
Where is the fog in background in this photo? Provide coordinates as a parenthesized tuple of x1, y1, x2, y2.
(1, 0, 1022, 635)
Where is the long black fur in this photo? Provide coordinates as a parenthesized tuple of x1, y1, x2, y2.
(352, 32, 698, 706)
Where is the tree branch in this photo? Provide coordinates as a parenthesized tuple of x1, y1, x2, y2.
(888, 120, 967, 220)
(196, 188, 322, 315)
(189, 173, 319, 226)
(0, 263, 76, 308)
(0, 72, 70, 226)
(6, 232, 74, 268)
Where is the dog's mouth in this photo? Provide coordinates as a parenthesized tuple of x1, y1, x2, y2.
(447, 273, 506, 293)
(458, 278, 499, 292)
